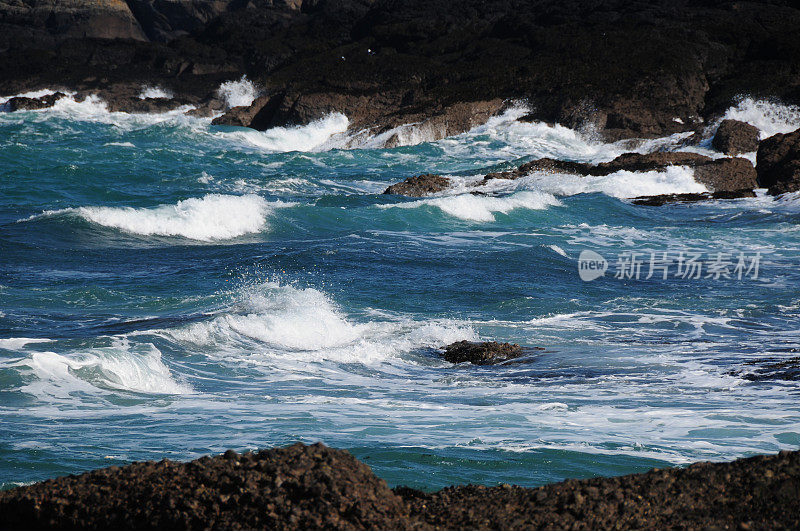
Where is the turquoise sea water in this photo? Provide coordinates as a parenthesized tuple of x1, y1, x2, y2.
(1, 93, 799, 491)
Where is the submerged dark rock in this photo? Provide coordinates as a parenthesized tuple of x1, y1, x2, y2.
(1, 444, 799, 529)
(733, 356, 800, 382)
(384, 174, 450, 197)
(713, 119, 760, 155)
(632, 189, 757, 206)
(481, 152, 758, 192)
(757, 128, 800, 195)
(441, 340, 525, 365)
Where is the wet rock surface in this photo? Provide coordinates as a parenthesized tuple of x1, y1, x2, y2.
(384, 174, 451, 197)
(440, 340, 525, 365)
(713, 119, 760, 155)
(733, 357, 800, 382)
(1, 444, 799, 530)
(1, 92, 66, 111)
(757, 128, 800, 195)
(631, 189, 757, 206)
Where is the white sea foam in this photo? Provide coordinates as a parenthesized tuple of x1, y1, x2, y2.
(217, 76, 258, 108)
(481, 165, 708, 199)
(723, 97, 800, 139)
(0, 338, 54, 350)
(381, 190, 561, 222)
(138, 86, 173, 100)
(70, 194, 288, 241)
(217, 113, 350, 152)
(21, 342, 190, 397)
(159, 282, 477, 365)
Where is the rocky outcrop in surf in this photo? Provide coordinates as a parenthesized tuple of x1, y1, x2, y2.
(757, 128, 800, 195)
(1, 1, 799, 141)
(1, 444, 798, 529)
(631, 190, 757, 207)
(383, 174, 450, 197)
(440, 340, 528, 365)
(713, 119, 761, 155)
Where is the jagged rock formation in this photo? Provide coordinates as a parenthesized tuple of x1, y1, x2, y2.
(1, 1, 799, 140)
(757, 128, 800, 195)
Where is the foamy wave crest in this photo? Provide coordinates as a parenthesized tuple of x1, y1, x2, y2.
(723, 97, 800, 139)
(381, 190, 561, 222)
(218, 113, 350, 152)
(160, 282, 477, 364)
(486, 165, 708, 199)
(72, 194, 286, 241)
(217, 76, 258, 108)
(20, 342, 190, 397)
(138, 85, 173, 100)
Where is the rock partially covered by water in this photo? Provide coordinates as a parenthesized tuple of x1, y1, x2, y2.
(632, 189, 757, 206)
(384, 174, 451, 197)
(2, 92, 66, 111)
(441, 340, 524, 365)
(481, 152, 758, 192)
(712, 119, 760, 155)
(0, 443, 411, 530)
(757, 128, 800, 195)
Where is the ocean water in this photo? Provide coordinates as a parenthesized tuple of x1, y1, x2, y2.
(1, 91, 799, 491)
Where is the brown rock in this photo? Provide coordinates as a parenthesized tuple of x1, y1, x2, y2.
(0, 443, 412, 530)
(712, 119, 760, 155)
(693, 157, 758, 192)
(441, 340, 525, 365)
(384, 174, 451, 196)
(756, 128, 800, 195)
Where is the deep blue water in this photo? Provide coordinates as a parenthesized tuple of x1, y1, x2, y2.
(1, 93, 799, 491)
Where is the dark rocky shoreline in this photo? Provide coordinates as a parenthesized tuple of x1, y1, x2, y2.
(2, 0, 800, 142)
(1, 443, 798, 529)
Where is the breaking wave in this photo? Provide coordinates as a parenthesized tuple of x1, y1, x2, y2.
(217, 76, 258, 108)
(380, 190, 562, 222)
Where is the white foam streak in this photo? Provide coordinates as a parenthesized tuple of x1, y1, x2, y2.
(496, 165, 708, 199)
(723, 97, 800, 139)
(381, 190, 561, 221)
(73, 194, 285, 240)
(217, 76, 258, 108)
(138, 86, 173, 99)
(0, 338, 54, 350)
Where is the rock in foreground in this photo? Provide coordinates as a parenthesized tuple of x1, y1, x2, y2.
(757, 128, 800, 195)
(400, 450, 800, 529)
(441, 340, 525, 365)
(0, 443, 411, 530)
(1, 445, 799, 530)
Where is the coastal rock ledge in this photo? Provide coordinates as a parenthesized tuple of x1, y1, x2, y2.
(1, 444, 798, 530)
